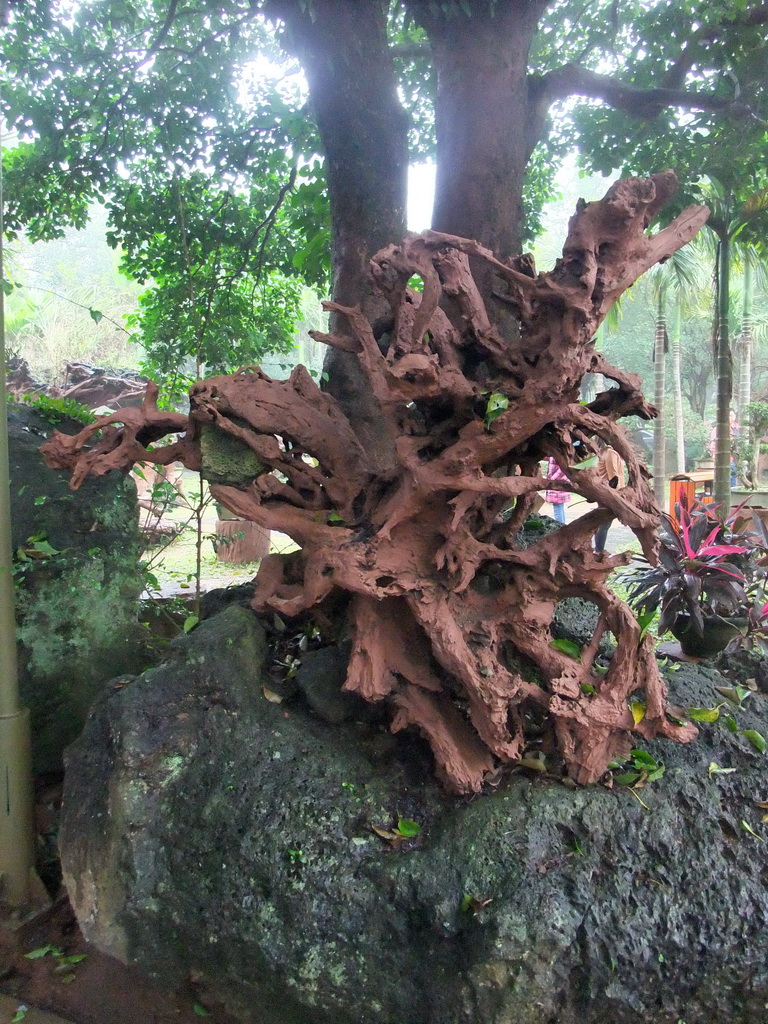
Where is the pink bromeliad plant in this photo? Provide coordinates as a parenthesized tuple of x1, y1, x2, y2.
(625, 496, 768, 654)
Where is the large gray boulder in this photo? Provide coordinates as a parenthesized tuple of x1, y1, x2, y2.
(10, 402, 149, 771)
(61, 603, 768, 1024)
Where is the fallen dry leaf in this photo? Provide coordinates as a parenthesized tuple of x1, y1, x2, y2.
(371, 825, 403, 843)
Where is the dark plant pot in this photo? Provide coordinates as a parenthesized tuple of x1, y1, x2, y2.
(671, 614, 747, 659)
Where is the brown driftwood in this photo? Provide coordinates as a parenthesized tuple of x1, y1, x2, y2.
(42, 173, 707, 793)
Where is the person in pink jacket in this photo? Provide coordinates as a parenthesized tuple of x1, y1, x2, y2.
(545, 456, 569, 524)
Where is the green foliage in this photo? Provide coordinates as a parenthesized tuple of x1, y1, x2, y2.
(394, 817, 422, 838)
(389, 7, 435, 161)
(549, 637, 581, 659)
(744, 401, 768, 440)
(664, 404, 710, 468)
(521, 144, 563, 245)
(568, 0, 768, 502)
(740, 818, 764, 841)
(573, 2, 768, 204)
(483, 392, 509, 429)
(21, 393, 95, 426)
(2, 0, 315, 240)
(130, 268, 303, 397)
(743, 729, 767, 754)
(623, 497, 760, 637)
(24, 945, 87, 985)
(107, 166, 318, 392)
(1, 0, 326, 388)
(611, 749, 666, 788)
(3, 0, 768, 400)
(371, 815, 423, 844)
(4, 0, 746, 291)
(694, 176, 768, 248)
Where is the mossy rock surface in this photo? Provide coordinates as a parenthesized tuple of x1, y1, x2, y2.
(200, 423, 264, 487)
(10, 403, 150, 771)
(61, 604, 768, 1024)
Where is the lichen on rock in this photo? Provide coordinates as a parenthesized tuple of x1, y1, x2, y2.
(10, 403, 149, 770)
(199, 422, 265, 487)
(60, 603, 768, 1024)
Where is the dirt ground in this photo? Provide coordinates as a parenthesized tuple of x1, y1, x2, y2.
(0, 777, 242, 1024)
(0, 896, 243, 1024)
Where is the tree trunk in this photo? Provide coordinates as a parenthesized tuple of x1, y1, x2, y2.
(652, 293, 667, 504)
(670, 299, 686, 473)
(409, 0, 548, 341)
(738, 252, 754, 481)
(267, 0, 409, 473)
(215, 520, 271, 564)
(714, 235, 733, 506)
(270, 0, 407, 304)
(410, 1, 545, 259)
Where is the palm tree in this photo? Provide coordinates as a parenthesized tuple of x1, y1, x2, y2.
(697, 177, 768, 505)
(669, 299, 685, 473)
(646, 246, 702, 500)
(737, 248, 757, 423)
(734, 247, 768, 479)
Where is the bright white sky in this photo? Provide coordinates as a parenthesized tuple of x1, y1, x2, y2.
(407, 163, 436, 232)
(406, 156, 618, 248)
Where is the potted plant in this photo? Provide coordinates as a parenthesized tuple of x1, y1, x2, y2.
(624, 497, 765, 658)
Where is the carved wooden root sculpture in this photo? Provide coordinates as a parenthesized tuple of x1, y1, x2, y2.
(43, 172, 708, 793)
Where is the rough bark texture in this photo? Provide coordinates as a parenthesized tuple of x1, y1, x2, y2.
(268, 0, 409, 474)
(410, 0, 548, 261)
(269, 0, 408, 306)
(42, 174, 708, 794)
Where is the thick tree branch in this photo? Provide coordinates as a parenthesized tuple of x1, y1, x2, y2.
(534, 63, 737, 119)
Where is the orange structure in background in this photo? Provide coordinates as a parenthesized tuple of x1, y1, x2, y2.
(668, 471, 715, 523)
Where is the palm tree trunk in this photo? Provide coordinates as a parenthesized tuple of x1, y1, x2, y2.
(587, 322, 606, 401)
(714, 236, 733, 506)
(653, 292, 667, 504)
(738, 252, 754, 484)
(670, 298, 686, 473)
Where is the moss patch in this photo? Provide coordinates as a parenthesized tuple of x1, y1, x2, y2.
(200, 424, 265, 487)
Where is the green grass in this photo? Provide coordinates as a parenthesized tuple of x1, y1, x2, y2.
(138, 482, 297, 592)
